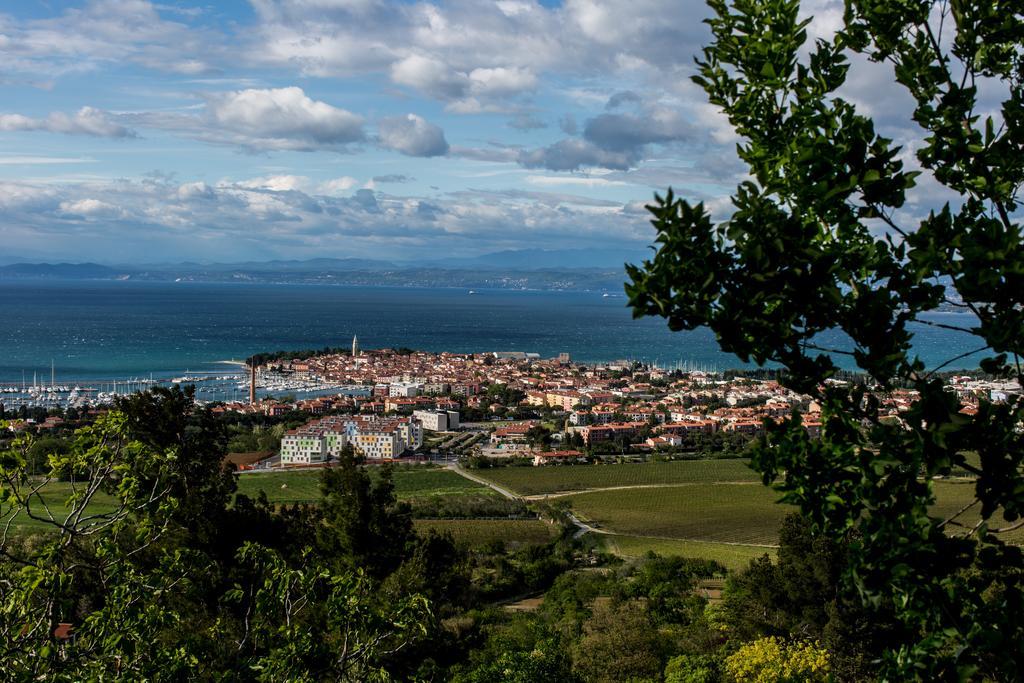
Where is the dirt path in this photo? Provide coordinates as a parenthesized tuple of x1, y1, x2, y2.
(448, 463, 601, 538)
(446, 466, 778, 546)
(446, 462, 520, 500)
(521, 481, 761, 500)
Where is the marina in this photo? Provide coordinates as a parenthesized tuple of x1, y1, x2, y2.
(0, 365, 375, 412)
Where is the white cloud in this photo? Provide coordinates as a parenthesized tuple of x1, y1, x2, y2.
(176, 181, 215, 199)
(0, 107, 133, 138)
(59, 198, 123, 217)
(526, 175, 626, 187)
(0, 155, 96, 165)
(0, 177, 660, 262)
(236, 175, 311, 192)
(0, 0, 219, 79)
(201, 87, 365, 150)
(390, 54, 469, 99)
(377, 114, 449, 157)
(468, 66, 537, 96)
(318, 176, 360, 194)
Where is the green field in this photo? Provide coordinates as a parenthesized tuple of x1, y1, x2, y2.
(567, 483, 789, 546)
(931, 480, 1024, 545)
(600, 535, 775, 572)
(413, 519, 559, 548)
(2, 467, 491, 533)
(237, 467, 488, 504)
(0, 483, 121, 533)
(563, 479, 1024, 559)
(10, 468, 1021, 557)
(473, 459, 759, 496)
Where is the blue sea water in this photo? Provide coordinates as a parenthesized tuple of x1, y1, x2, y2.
(0, 280, 986, 382)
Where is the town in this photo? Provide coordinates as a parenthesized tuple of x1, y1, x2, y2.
(179, 338, 1019, 470)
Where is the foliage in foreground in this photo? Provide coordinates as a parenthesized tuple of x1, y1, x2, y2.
(627, 0, 1024, 678)
(0, 388, 438, 680)
(3, 386, 907, 680)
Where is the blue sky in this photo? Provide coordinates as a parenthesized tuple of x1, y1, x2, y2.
(0, 0, 932, 263)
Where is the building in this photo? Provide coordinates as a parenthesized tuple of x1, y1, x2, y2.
(422, 382, 449, 395)
(280, 414, 424, 465)
(412, 409, 461, 432)
(280, 433, 331, 465)
(389, 382, 422, 397)
(490, 421, 537, 445)
(450, 381, 481, 396)
(659, 420, 717, 436)
(578, 421, 647, 445)
(533, 449, 584, 466)
(646, 435, 684, 449)
(352, 334, 359, 357)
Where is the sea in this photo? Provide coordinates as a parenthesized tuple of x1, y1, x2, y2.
(0, 279, 986, 386)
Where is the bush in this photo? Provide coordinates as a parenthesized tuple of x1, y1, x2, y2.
(664, 654, 720, 683)
(724, 637, 829, 683)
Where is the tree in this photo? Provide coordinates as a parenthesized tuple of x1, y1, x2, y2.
(524, 425, 553, 449)
(572, 599, 666, 682)
(724, 636, 830, 683)
(459, 641, 578, 683)
(721, 514, 903, 679)
(316, 447, 415, 579)
(0, 392, 432, 680)
(626, 0, 1024, 678)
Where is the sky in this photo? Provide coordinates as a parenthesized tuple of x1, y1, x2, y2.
(0, 0, 948, 264)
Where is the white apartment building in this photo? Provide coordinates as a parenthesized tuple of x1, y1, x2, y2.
(280, 415, 424, 464)
(389, 382, 422, 397)
(280, 433, 333, 465)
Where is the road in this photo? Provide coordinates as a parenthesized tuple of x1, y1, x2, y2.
(446, 462, 519, 500)
(446, 462, 597, 538)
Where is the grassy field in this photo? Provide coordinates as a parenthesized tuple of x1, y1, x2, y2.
(566, 483, 790, 546)
(931, 480, 1024, 545)
(413, 519, 559, 548)
(600, 535, 775, 572)
(0, 484, 121, 533)
(10, 467, 1021, 557)
(2, 467, 491, 532)
(473, 459, 759, 496)
(563, 478, 1024, 558)
(237, 467, 488, 505)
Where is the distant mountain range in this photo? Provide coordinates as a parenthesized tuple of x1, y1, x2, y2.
(421, 247, 651, 270)
(0, 249, 650, 292)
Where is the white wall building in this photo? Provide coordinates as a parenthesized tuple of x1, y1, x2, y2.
(281, 414, 424, 463)
(280, 433, 332, 465)
(389, 382, 422, 397)
(412, 409, 460, 431)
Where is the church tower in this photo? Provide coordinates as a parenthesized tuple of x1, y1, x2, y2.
(352, 334, 359, 357)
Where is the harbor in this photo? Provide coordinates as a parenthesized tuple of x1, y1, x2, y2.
(0, 364, 372, 412)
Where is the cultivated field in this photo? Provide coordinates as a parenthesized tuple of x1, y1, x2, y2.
(473, 459, 759, 496)
(600, 535, 775, 572)
(0, 484, 120, 533)
(931, 480, 1024, 545)
(1, 467, 492, 533)
(413, 519, 559, 548)
(566, 483, 790, 546)
(238, 466, 487, 505)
